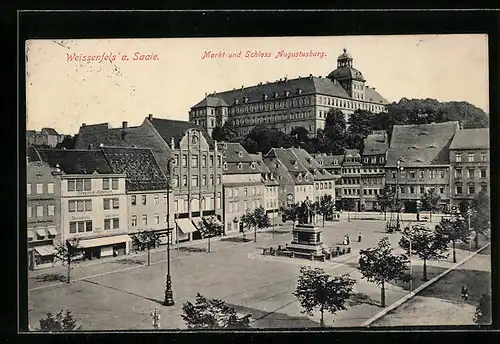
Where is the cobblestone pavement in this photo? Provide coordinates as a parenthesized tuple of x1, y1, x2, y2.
(27, 216, 488, 330)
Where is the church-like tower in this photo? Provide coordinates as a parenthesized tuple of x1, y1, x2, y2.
(328, 48, 366, 101)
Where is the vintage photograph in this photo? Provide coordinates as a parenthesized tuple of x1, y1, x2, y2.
(25, 34, 491, 330)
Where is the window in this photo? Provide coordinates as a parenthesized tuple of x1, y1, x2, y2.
(410, 186, 415, 194)
(468, 184, 475, 194)
(481, 152, 487, 162)
(455, 168, 462, 178)
(455, 153, 462, 162)
(131, 195, 136, 205)
(439, 186, 445, 194)
(163, 194, 168, 204)
(429, 170, 435, 179)
(209, 155, 214, 167)
(439, 170, 445, 178)
(468, 153, 475, 162)
(173, 175, 179, 187)
(174, 154, 179, 166)
(85, 199, 92, 211)
(202, 155, 207, 167)
(468, 168, 475, 179)
(84, 221, 92, 232)
(210, 174, 214, 185)
(112, 198, 119, 209)
(456, 185, 463, 194)
(70, 222, 76, 234)
(182, 175, 188, 187)
(409, 171, 415, 179)
(480, 184, 487, 192)
(103, 179, 110, 190)
(84, 179, 91, 191)
(400, 186, 405, 194)
(155, 214, 160, 224)
(237, 163, 242, 170)
(363, 189, 367, 195)
(142, 195, 147, 205)
(191, 175, 199, 187)
(111, 178, 118, 190)
(36, 205, 43, 217)
(131, 215, 137, 226)
(47, 183, 54, 194)
(217, 155, 221, 167)
(70, 199, 92, 212)
(142, 214, 148, 225)
(27, 206, 32, 218)
(419, 171, 424, 179)
(182, 155, 188, 167)
(217, 175, 221, 185)
(104, 219, 111, 230)
(27, 183, 32, 195)
(192, 155, 199, 167)
(154, 194, 160, 204)
(480, 168, 486, 178)
(216, 193, 221, 209)
(36, 183, 43, 194)
(392, 171, 396, 179)
(69, 220, 92, 234)
(164, 213, 168, 223)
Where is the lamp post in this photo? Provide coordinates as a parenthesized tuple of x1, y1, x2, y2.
(164, 158, 175, 307)
(396, 158, 405, 231)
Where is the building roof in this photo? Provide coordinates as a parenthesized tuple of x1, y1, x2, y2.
(41, 127, 60, 136)
(100, 146, 168, 192)
(290, 148, 322, 170)
(223, 143, 254, 163)
(192, 76, 353, 110)
(312, 168, 335, 181)
(365, 87, 389, 104)
(449, 128, 490, 150)
(386, 121, 460, 167)
(149, 117, 214, 148)
(31, 148, 114, 174)
(312, 154, 344, 168)
(328, 67, 365, 82)
(265, 148, 309, 173)
(363, 131, 389, 156)
(192, 96, 229, 108)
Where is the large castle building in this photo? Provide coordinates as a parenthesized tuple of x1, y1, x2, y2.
(189, 49, 389, 137)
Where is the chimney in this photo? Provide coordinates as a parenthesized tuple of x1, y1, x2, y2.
(122, 121, 128, 129)
(82, 123, 86, 127)
(148, 114, 153, 121)
(170, 137, 175, 149)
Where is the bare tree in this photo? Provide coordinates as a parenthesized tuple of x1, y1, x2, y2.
(53, 237, 81, 284)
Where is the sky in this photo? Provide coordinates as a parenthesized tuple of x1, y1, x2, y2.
(25, 34, 489, 135)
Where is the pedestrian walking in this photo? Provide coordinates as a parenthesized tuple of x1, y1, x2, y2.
(461, 285, 468, 301)
(416, 212, 420, 222)
(358, 232, 362, 242)
(343, 235, 348, 245)
(346, 234, 350, 245)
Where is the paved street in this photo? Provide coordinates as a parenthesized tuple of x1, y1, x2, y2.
(371, 245, 491, 327)
(27, 215, 489, 330)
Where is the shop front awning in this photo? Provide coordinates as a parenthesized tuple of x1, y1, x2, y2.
(191, 217, 205, 230)
(204, 215, 223, 227)
(175, 218, 197, 234)
(27, 230, 34, 240)
(78, 234, 132, 249)
(34, 245, 56, 256)
(35, 228, 47, 237)
(46, 226, 58, 236)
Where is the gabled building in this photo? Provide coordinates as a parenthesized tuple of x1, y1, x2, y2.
(26, 128, 65, 148)
(249, 153, 280, 223)
(449, 128, 490, 206)
(313, 154, 344, 208)
(189, 49, 389, 137)
(221, 143, 264, 233)
(341, 149, 363, 211)
(75, 114, 224, 242)
(361, 130, 389, 211)
(30, 148, 131, 261)
(26, 149, 59, 270)
(385, 121, 460, 212)
(99, 146, 174, 245)
(264, 148, 315, 207)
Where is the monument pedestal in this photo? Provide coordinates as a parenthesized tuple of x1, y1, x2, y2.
(287, 224, 326, 256)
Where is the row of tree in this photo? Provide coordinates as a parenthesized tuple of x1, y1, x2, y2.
(212, 98, 489, 155)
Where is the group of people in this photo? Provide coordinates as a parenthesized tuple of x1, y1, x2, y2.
(342, 233, 363, 245)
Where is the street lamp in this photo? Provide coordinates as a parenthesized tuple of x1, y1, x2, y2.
(164, 158, 175, 307)
(395, 158, 405, 231)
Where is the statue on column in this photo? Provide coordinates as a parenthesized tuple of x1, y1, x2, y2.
(298, 197, 314, 225)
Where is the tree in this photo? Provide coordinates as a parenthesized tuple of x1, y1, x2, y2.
(470, 190, 490, 248)
(399, 225, 449, 281)
(420, 187, 441, 222)
(317, 108, 349, 154)
(376, 185, 396, 220)
(53, 237, 81, 283)
(240, 126, 293, 154)
(181, 293, 251, 329)
(202, 217, 223, 253)
(434, 216, 469, 263)
(131, 230, 161, 266)
(38, 310, 82, 331)
(252, 206, 271, 242)
(358, 237, 411, 307)
(240, 212, 255, 239)
(474, 293, 492, 325)
(280, 203, 300, 229)
(341, 198, 356, 212)
(316, 195, 335, 227)
(346, 110, 374, 151)
(56, 134, 78, 149)
(293, 266, 355, 327)
(290, 126, 310, 144)
(211, 121, 239, 143)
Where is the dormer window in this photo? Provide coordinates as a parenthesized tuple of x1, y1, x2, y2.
(238, 151, 243, 158)
(237, 163, 242, 170)
(223, 162, 228, 170)
(304, 175, 309, 181)
(191, 135, 198, 144)
(333, 160, 338, 165)
(244, 97, 249, 103)
(297, 88, 303, 95)
(251, 162, 256, 169)
(297, 174, 302, 182)
(285, 91, 290, 97)
(235, 99, 240, 104)
(274, 92, 279, 98)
